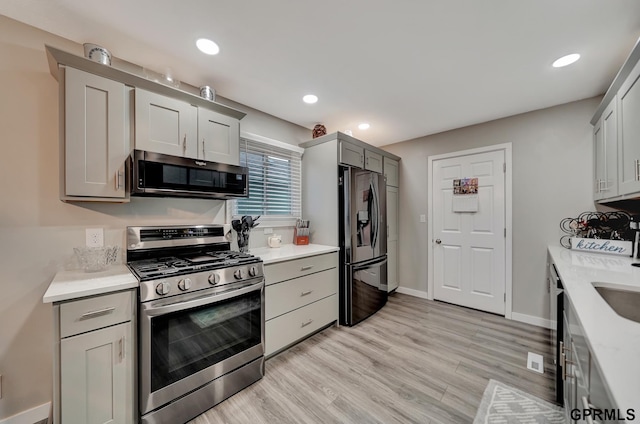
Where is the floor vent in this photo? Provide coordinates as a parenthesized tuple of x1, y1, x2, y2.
(527, 352, 544, 374)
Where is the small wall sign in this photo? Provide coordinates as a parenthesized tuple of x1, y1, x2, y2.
(570, 237, 632, 256)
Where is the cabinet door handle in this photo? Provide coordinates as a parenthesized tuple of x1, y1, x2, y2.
(202, 138, 206, 159)
(635, 159, 640, 181)
(79, 306, 116, 320)
(183, 133, 187, 154)
(118, 337, 125, 362)
(300, 290, 313, 297)
(115, 165, 125, 190)
(300, 265, 314, 271)
(301, 319, 314, 328)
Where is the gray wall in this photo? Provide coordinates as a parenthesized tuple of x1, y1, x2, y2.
(381, 97, 601, 321)
(0, 15, 308, 419)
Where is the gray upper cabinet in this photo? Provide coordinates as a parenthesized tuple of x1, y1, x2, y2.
(340, 141, 364, 168)
(593, 97, 618, 201)
(198, 108, 240, 166)
(384, 157, 399, 187)
(63, 67, 129, 201)
(618, 59, 640, 196)
(365, 150, 383, 173)
(134, 88, 198, 158)
(591, 39, 640, 201)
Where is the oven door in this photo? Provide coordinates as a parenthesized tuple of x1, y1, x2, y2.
(139, 279, 264, 415)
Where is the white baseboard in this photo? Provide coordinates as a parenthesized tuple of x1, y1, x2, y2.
(0, 402, 50, 424)
(511, 312, 552, 329)
(395, 286, 430, 300)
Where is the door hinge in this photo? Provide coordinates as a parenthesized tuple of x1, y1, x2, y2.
(503, 162, 506, 173)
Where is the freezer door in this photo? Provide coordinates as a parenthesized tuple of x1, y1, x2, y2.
(348, 170, 387, 264)
(343, 256, 388, 326)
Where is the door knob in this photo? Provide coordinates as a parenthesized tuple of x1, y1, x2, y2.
(435, 239, 442, 244)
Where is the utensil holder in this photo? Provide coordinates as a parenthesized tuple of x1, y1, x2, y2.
(293, 228, 309, 245)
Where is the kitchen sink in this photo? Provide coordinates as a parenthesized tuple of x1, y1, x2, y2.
(593, 284, 640, 323)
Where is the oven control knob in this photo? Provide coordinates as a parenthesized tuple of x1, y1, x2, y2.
(178, 278, 192, 291)
(156, 282, 171, 296)
(234, 269, 245, 280)
(248, 266, 258, 277)
(208, 273, 221, 285)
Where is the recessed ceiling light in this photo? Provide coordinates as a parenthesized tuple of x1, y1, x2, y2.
(196, 38, 220, 55)
(303, 94, 318, 104)
(358, 123, 370, 130)
(552, 53, 580, 68)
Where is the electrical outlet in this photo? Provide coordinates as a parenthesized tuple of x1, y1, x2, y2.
(527, 352, 544, 374)
(263, 227, 273, 235)
(86, 228, 104, 247)
(419, 214, 426, 223)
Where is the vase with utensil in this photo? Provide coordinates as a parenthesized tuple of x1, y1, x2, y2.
(232, 215, 260, 252)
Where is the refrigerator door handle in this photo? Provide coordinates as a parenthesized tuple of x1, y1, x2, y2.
(370, 179, 380, 250)
(351, 256, 388, 272)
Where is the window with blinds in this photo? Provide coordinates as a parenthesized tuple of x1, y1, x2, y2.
(232, 136, 302, 224)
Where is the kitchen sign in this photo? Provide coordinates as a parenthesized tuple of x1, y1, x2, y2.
(570, 237, 632, 256)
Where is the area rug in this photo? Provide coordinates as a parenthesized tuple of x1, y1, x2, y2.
(473, 380, 565, 423)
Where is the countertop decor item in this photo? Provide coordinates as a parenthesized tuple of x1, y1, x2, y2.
(73, 245, 119, 272)
(559, 211, 633, 249)
(312, 124, 327, 139)
(200, 85, 215, 101)
(233, 215, 260, 252)
(83, 43, 111, 65)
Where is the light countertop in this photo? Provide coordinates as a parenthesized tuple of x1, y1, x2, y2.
(548, 245, 640, 412)
(43, 265, 138, 303)
(250, 244, 339, 265)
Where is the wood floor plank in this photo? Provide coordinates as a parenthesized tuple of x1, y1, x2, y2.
(188, 293, 556, 424)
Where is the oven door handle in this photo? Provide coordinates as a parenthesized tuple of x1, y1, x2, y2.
(143, 280, 263, 316)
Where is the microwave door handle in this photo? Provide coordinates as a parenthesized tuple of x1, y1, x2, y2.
(143, 280, 263, 316)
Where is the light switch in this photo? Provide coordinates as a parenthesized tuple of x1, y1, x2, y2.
(419, 214, 426, 223)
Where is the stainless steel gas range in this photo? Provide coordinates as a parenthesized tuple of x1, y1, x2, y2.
(126, 225, 265, 424)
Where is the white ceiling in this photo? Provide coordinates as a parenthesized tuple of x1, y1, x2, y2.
(2, 1, 640, 146)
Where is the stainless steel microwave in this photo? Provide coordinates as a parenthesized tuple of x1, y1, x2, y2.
(130, 150, 249, 200)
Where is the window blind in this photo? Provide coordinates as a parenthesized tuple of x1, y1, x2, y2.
(232, 136, 302, 224)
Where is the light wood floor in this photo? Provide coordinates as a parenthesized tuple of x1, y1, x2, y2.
(188, 293, 555, 424)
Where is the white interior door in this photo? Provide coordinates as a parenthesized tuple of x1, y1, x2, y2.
(432, 149, 506, 315)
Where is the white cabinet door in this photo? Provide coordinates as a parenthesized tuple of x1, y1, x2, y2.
(384, 157, 399, 187)
(365, 150, 383, 173)
(387, 186, 399, 291)
(134, 88, 197, 158)
(61, 322, 133, 424)
(65, 67, 128, 199)
(618, 59, 640, 195)
(340, 141, 364, 168)
(198, 108, 240, 165)
(593, 119, 605, 201)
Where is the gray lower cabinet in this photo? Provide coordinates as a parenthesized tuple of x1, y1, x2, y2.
(54, 290, 135, 424)
(62, 66, 129, 201)
(264, 252, 338, 357)
(386, 185, 399, 292)
(563, 296, 617, 424)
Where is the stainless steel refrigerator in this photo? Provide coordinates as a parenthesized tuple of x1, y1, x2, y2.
(339, 166, 387, 326)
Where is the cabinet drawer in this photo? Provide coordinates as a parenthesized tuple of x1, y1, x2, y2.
(60, 290, 134, 338)
(265, 294, 337, 356)
(265, 252, 338, 286)
(266, 268, 337, 320)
